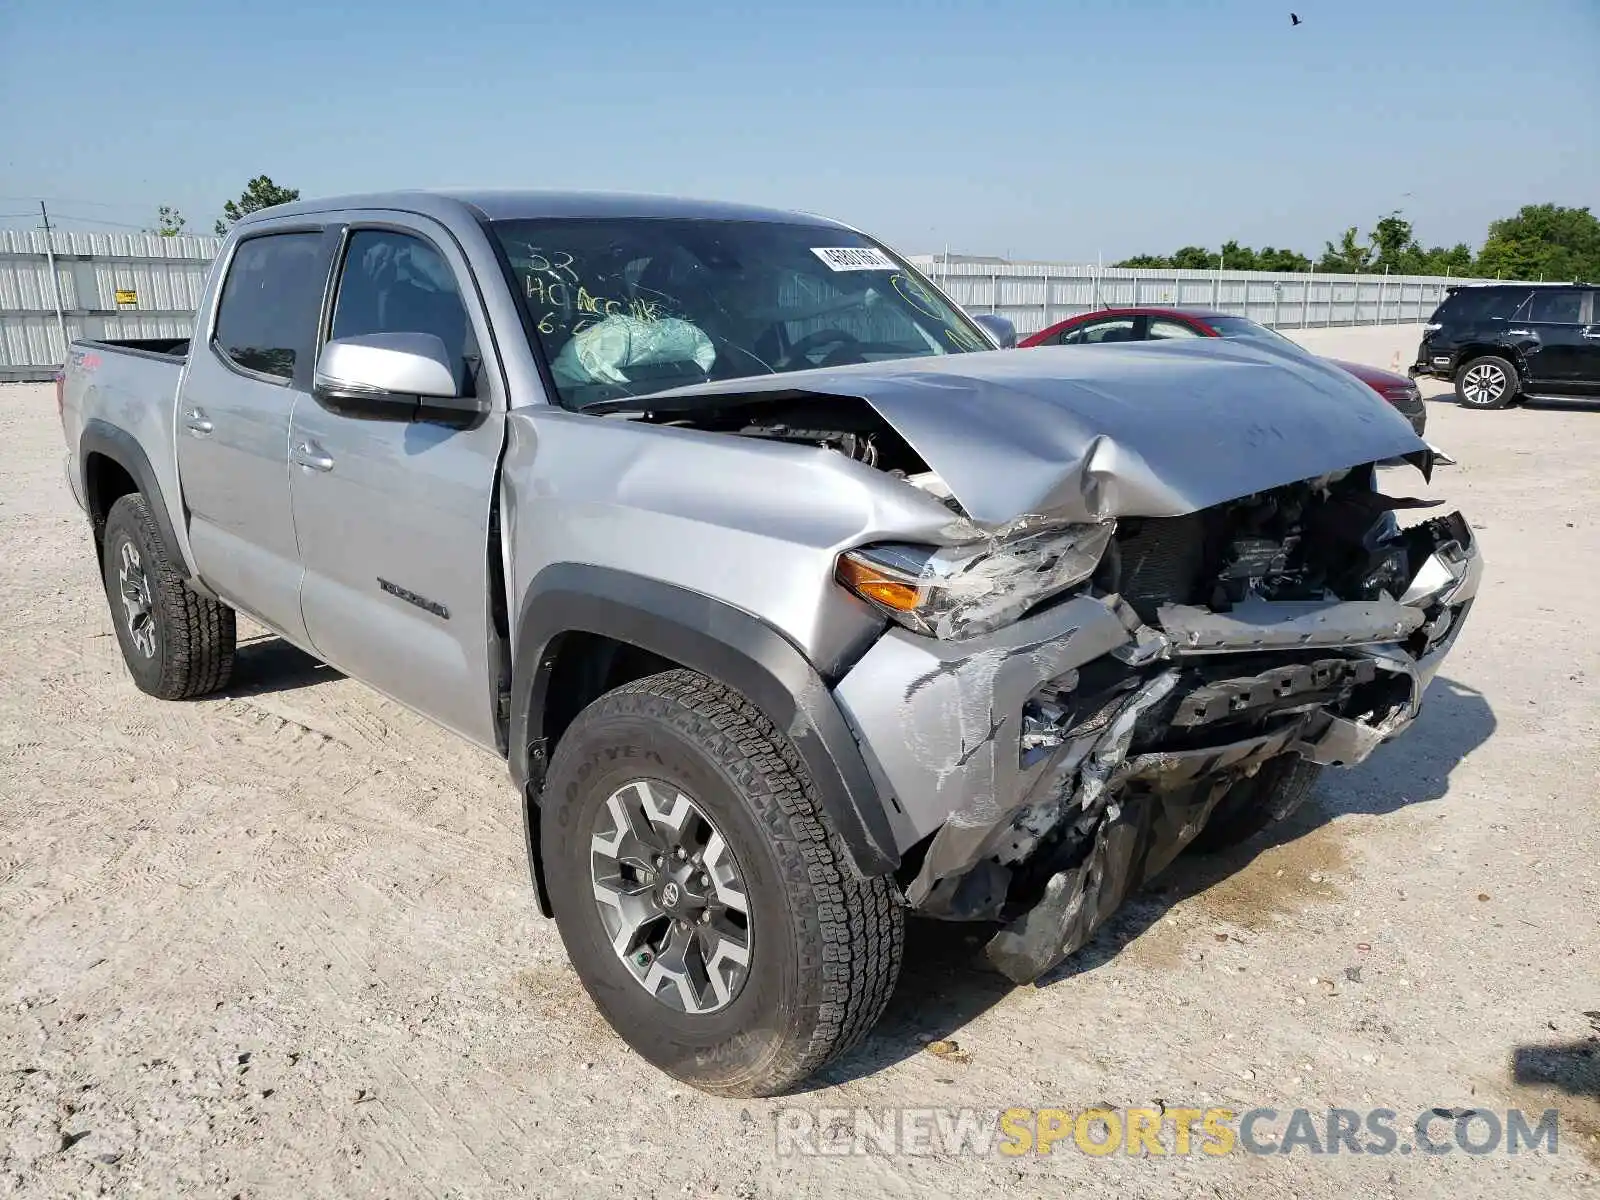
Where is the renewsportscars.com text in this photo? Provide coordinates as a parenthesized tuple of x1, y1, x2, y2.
(774, 1105, 1562, 1158)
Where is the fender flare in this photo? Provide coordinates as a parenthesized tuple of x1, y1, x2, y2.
(79, 418, 191, 580)
(509, 564, 899, 912)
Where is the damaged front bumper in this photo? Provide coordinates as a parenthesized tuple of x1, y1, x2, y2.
(833, 511, 1481, 983)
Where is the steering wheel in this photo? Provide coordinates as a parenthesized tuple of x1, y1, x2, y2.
(783, 328, 860, 369)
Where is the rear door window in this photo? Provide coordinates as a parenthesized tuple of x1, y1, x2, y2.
(212, 233, 327, 381)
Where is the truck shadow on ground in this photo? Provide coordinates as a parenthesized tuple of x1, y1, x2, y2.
(1509, 1025, 1600, 1166)
(222, 635, 342, 699)
(814, 675, 1496, 1089)
(1513, 1038, 1600, 1099)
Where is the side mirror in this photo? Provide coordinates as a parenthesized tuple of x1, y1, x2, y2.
(313, 333, 483, 422)
(972, 313, 1018, 349)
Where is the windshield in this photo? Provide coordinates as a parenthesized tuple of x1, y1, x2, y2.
(490, 218, 989, 409)
(1204, 315, 1300, 348)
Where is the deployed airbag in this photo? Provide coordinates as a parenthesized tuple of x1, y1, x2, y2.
(553, 315, 715, 386)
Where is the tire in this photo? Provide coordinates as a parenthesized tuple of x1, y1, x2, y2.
(101, 493, 236, 699)
(541, 668, 903, 1096)
(1187, 755, 1323, 854)
(1455, 355, 1518, 409)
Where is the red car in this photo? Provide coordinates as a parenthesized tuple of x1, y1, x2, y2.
(1019, 307, 1427, 436)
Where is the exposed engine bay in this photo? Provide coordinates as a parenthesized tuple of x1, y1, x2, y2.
(655, 394, 928, 476)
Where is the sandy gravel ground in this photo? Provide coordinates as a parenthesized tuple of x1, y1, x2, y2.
(1, 371, 1596, 1199)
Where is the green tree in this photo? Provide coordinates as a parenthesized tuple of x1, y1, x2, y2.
(1369, 211, 1423, 273)
(1110, 205, 1595, 280)
(1112, 246, 1220, 269)
(1316, 227, 1374, 274)
(214, 175, 301, 236)
(1218, 240, 1257, 271)
(1415, 243, 1474, 276)
(1475, 204, 1600, 282)
(1170, 245, 1217, 270)
(1255, 246, 1313, 272)
(150, 205, 186, 237)
(1117, 244, 1313, 272)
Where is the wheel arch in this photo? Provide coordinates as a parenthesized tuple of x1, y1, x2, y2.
(79, 419, 190, 579)
(1456, 345, 1525, 384)
(510, 565, 899, 915)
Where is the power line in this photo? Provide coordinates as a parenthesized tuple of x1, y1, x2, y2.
(3, 211, 155, 231)
(53, 215, 153, 231)
(0, 194, 154, 211)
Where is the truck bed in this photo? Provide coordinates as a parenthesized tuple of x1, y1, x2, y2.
(78, 337, 191, 362)
(62, 337, 197, 577)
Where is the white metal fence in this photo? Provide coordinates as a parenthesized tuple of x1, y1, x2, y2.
(0, 230, 223, 380)
(906, 257, 1490, 339)
(1, 232, 1498, 380)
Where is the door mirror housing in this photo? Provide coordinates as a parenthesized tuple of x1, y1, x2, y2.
(313, 333, 484, 423)
(972, 313, 1018, 349)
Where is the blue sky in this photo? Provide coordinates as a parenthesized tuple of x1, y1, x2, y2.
(3, 0, 1596, 260)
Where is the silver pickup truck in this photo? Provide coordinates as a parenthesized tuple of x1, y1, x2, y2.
(60, 190, 1481, 1096)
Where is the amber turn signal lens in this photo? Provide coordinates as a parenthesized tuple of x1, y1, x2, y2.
(836, 555, 921, 612)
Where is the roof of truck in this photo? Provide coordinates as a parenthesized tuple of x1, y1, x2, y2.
(252, 189, 851, 229)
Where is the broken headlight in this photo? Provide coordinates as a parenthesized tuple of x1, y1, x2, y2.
(836, 520, 1116, 640)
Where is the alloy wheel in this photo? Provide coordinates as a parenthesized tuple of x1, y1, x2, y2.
(116, 539, 158, 659)
(1461, 363, 1507, 406)
(589, 778, 752, 1014)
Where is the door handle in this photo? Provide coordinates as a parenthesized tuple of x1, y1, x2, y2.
(184, 407, 213, 435)
(292, 442, 335, 472)
(1582, 330, 1600, 339)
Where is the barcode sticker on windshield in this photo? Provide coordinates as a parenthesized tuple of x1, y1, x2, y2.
(811, 246, 898, 272)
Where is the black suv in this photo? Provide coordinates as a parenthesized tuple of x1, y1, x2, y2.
(1412, 283, 1600, 409)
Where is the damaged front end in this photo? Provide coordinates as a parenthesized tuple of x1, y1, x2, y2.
(833, 467, 1481, 984)
(605, 342, 1477, 984)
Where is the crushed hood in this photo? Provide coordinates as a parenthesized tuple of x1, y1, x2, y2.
(633, 338, 1430, 527)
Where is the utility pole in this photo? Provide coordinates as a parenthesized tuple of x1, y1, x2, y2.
(39, 202, 69, 359)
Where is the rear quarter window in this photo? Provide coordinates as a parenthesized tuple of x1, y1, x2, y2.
(213, 233, 327, 381)
(1431, 287, 1530, 326)
(1523, 289, 1584, 324)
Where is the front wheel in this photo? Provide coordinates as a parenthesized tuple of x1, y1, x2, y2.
(1455, 355, 1518, 409)
(541, 669, 903, 1096)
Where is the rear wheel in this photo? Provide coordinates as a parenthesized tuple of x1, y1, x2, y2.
(541, 669, 903, 1096)
(101, 493, 236, 699)
(1187, 756, 1323, 853)
(1455, 355, 1517, 409)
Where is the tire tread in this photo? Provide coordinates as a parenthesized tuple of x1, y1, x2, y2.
(552, 668, 902, 1095)
(103, 493, 236, 699)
